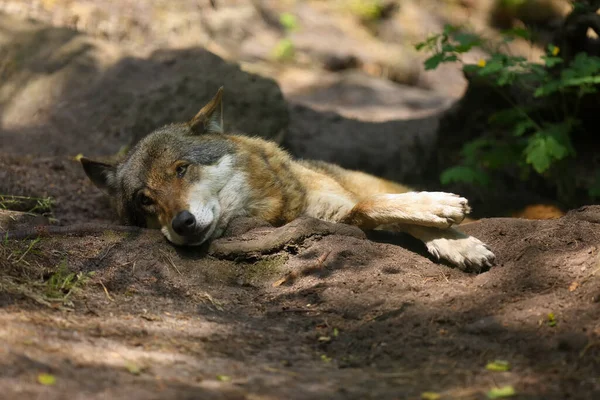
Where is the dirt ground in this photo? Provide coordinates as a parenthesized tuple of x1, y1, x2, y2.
(1, 156, 600, 400)
(1, 1, 600, 399)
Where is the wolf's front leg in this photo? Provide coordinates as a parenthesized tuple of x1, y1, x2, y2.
(340, 192, 471, 230)
(398, 224, 496, 271)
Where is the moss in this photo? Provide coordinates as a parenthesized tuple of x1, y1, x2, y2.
(238, 254, 289, 285)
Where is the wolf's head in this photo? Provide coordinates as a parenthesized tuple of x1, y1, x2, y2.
(80, 87, 242, 246)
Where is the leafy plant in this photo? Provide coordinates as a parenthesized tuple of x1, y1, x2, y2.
(272, 12, 300, 62)
(272, 38, 295, 61)
(0, 194, 54, 214)
(45, 259, 94, 301)
(279, 12, 299, 32)
(415, 20, 600, 203)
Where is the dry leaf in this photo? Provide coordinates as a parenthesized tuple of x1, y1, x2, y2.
(487, 385, 516, 398)
(37, 373, 56, 386)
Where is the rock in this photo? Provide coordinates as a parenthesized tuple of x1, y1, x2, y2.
(0, 14, 288, 157)
(284, 102, 440, 184)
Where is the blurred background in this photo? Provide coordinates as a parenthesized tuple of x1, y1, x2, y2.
(0, 0, 597, 222)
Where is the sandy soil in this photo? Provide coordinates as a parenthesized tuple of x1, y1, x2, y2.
(1, 134, 600, 400)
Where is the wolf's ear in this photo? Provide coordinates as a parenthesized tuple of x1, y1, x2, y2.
(80, 157, 117, 195)
(188, 87, 224, 135)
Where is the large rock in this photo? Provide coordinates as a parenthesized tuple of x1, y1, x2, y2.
(283, 102, 440, 185)
(0, 13, 289, 157)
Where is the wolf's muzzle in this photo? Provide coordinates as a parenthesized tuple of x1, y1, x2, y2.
(172, 210, 197, 236)
(171, 210, 212, 245)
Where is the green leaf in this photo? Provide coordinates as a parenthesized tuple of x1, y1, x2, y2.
(537, 53, 600, 96)
(279, 12, 299, 32)
(561, 76, 600, 87)
(421, 392, 442, 400)
(462, 63, 480, 75)
(496, 70, 518, 86)
(513, 120, 536, 137)
(529, 64, 546, 75)
(217, 374, 231, 382)
(440, 166, 490, 186)
(461, 138, 493, 162)
(547, 312, 557, 327)
(489, 108, 528, 127)
(453, 32, 481, 52)
(508, 55, 527, 64)
(502, 27, 531, 41)
(37, 373, 57, 386)
(534, 81, 560, 97)
(415, 35, 441, 52)
(125, 361, 141, 375)
(480, 146, 521, 169)
(525, 133, 569, 174)
(441, 43, 455, 52)
(424, 53, 445, 70)
(321, 354, 332, 363)
(542, 56, 563, 68)
(478, 59, 504, 76)
(536, 75, 600, 97)
(487, 385, 516, 399)
(568, 53, 600, 76)
(424, 53, 458, 70)
(485, 360, 511, 372)
(272, 38, 295, 61)
(443, 24, 459, 36)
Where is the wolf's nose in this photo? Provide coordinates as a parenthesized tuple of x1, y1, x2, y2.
(172, 210, 196, 236)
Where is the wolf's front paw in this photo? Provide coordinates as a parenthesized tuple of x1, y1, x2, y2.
(418, 192, 471, 228)
(425, 234, 496, 272)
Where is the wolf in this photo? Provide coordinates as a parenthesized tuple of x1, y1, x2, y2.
(80, 87, 495, 271)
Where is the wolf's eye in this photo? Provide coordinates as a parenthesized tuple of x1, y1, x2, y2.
(139, 194, 153, 207)
(176, 164, 189, 178)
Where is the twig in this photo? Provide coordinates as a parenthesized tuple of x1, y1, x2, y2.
(98, 243, 117, 264)
(12, 237, 40, 264)
(580, 341, 600, 358)
(3, 224, 159, 241)
(99, 280, 114, 302)
(159, 250, 182, 275)
(440, 271, 450, 283)
(272, 250, 331, 287)
(197, 292, 223, 311)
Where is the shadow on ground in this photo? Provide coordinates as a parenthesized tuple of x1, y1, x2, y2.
(1, 207, 600, 399)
